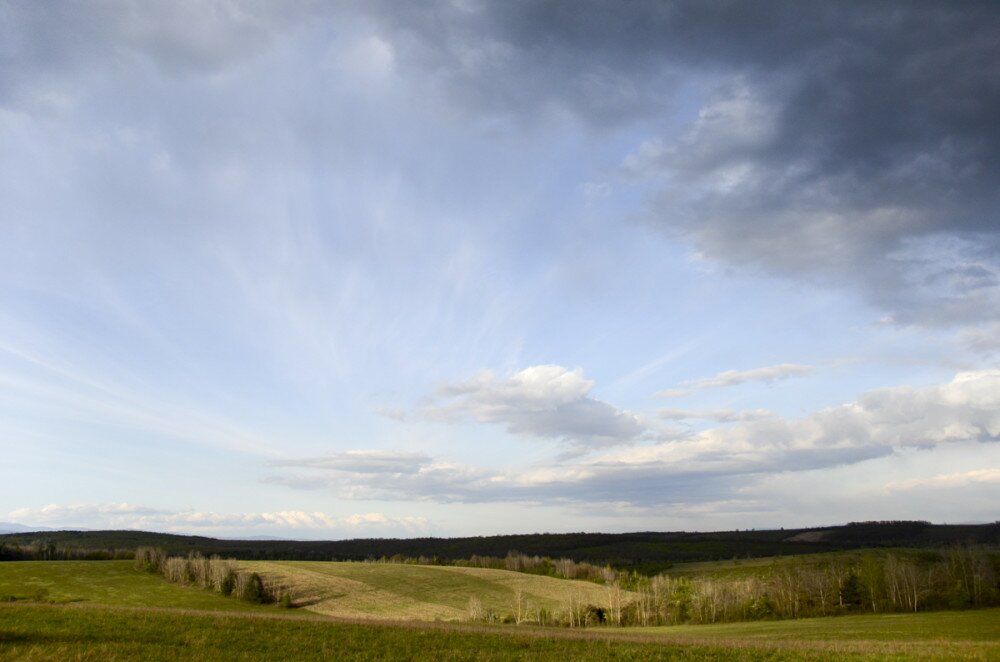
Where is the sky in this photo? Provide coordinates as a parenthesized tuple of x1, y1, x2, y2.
(1, 1, 998, 539)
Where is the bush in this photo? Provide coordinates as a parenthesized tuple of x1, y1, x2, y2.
(746, 596, 773, 619)
(239, 572, 266, 604)
(220, 570, 236, 597)
(134, 547, 166, 574)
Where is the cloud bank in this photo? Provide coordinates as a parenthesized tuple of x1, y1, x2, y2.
(6, 503, 428, 536)
(271, 370, 1000, 508)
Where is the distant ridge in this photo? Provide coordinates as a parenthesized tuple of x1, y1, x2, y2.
(2, 521, 996, 571)
(0, 523, 56, 535)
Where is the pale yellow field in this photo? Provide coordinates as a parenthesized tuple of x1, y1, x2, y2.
(237, 560, 628, 621)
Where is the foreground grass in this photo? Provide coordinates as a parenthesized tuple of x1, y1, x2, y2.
(638, 608, 1000, 643)
(0, 561, 271, 613)
(1, 561, 997, 659)
(3, 603, 999, 661)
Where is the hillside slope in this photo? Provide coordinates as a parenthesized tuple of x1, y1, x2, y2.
(239, 560, 627, 621)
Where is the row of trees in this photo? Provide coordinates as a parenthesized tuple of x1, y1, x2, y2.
(557, 547, 999, 628)
(460, 547, 999, 628)
(0, 541, 132, 561)
(134, 547, 289, 606)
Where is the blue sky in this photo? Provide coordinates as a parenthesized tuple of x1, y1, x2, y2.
(2, 1, 998, 538)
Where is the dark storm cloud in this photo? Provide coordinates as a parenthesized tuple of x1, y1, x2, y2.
(0, 1, 298, 81)
(7, 2, 996, 330)
(363, 0, 1000, 328)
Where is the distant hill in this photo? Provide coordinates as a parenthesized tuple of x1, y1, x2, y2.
(2, 521, 997, 571)
(0, 523, 55, 535)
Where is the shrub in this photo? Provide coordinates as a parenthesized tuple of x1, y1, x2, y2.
(220, 569, 236, 597)
(134, 547, 166, 574)
(239, 572, 266, 603)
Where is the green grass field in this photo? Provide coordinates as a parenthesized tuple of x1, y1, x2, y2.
(639, 609, 1000, 643)
(0, 560, 272, 612)
(2, 603, 998, 661)
(1, 561, 998, 660)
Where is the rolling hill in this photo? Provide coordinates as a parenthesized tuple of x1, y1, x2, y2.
(237, 560, 624, 621)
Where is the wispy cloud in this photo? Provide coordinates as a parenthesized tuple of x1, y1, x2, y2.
(657, 363, 814, 397)
(961, 324, 1000, 355)
(658, 408, 773, 423)
(373, 407, 408, 422)
(0, 339, 281, 457)
(262, 459, 500, 503)
(273, 450, 432, 474)
(883, 469, 1000, 494)
(612, 342, 697, 389)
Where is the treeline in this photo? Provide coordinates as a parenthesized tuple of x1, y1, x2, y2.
(134, 547, 290, 606)
(530, 547, 1000, 628)
(5, 522, 997, 570)
(0, 541, 132, 561)
(368, 550, 627, 583)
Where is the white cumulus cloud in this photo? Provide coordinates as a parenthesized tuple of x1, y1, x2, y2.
(425, 365, 644, 448)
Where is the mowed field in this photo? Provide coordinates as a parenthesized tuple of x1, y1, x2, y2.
(236, 560, 620, 620)
(1, 561, 999, 660)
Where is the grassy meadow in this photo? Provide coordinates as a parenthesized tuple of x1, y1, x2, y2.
(1, 559, 999, 660)
(0, 560, 272, 613)
(2, 602, 999, 661)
